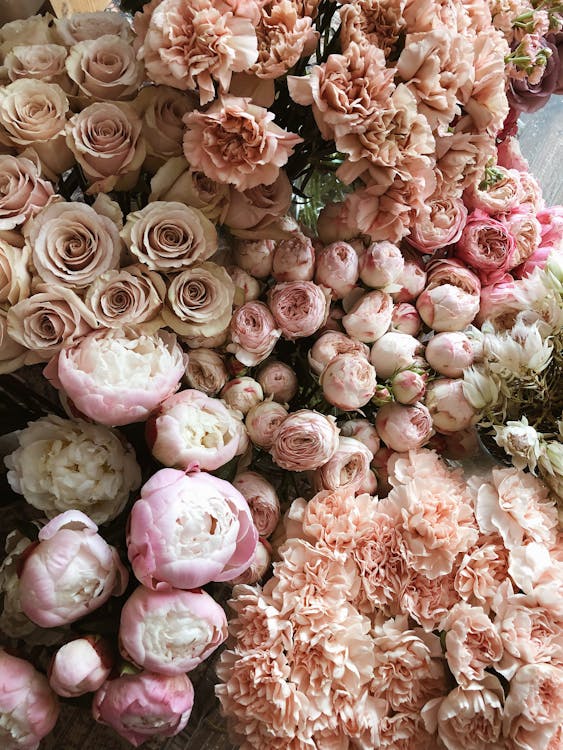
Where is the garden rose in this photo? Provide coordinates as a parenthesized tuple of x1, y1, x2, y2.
(135, 86, 196, 169)
(456, 209, 516, 285)
(228, 301, 281, 366)
(267, 280, 330, 340)
(221, 376, 264, 415)
(416, 258, 481, 332)
(319, 353, 377, 410)
(233, 471, 281, 537)
(369, 331, 424, 379)
(408, 193, 468, 254)
(224, 173, 293, 235)
(272, 234, 315, 282)
(54, 11, 133, 44)
(342, 290, 393, 343)
(256, 360, 298, 403)
(86, 265, 165, 329)
(49, 638, 112, 698)
(0, 154, 54, 230)
(425, 378, 478, 434)
(127, 468, 257, 589)
(245, 399, 288, 450)
(66, 35, 144, 101)
(0, 239, 30, 307)
(271, 409, 340, 472)
(311, 436, 373, 494)
(314, 240, 359, 299)
(184, 347, 228, 395)
(375, 402, 434, 452)
(359, 241, 404, 288)
(425, 332, 475, 377)
(308, 330, 370, 376)
(340, 419, 380, 455)
(228, 265, 261, 303)
(4, 43, 69, 88)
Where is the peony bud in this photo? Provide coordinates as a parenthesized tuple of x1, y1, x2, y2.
(232, 238, 275, 278)
(375, 402, 434, 452)
(391, 302, 422, 336)
(49, 637, 112, 698)
(308, 330, 369, 376)
(359, 241, 404, 288)
(272, 233, 315, 281)
(425, 332, 475, 378)
(319, 353, 377, 410)
(228, 265, 262, 302)
(391, 370, 427, 405)
(391, 249, 427, 303)
(244, 399, 288, 450)
(220, 376, 263, 415)
(257, 360, 298, 403)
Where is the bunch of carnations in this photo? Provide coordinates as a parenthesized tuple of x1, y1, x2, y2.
(217, 448, 563, 750)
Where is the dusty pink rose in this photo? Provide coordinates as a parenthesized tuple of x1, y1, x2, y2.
(0, 154, 54, 231)
(359, 241, 404, 288)
(503, 664, 563, 750)
(314, 240, 360, 300)
(245, 399, 287, 450)
(93, 671, 194, 748)
(183, 96, 301, 190)
(308, 331, 369, 376)
(464, 166, 522, 214)
(19, 510, 128, 628)
(232, 238, 275, 278)
(0, 238, 30, 307)
(135, 86, 196, 169)
(391, 302, 422, 336)
(4, 43, 69, 88)
(319, 353, 377, 410)
(426, 332, 474, 377)
(426, 378, 478, 434)
(369, 331, 424, 379)
(257, 360, 298, 403)
(0, 650, 59, 750)
(227, 301, 281, 367)
(0, 310, 28, 374)
(49, 638, 112, 698)
(340, 418, 380, 455)
(44, 328, 186, 427)
(272, 233, 315, 282)
(271, 409, 339, 471)
(221, 376, 263, 415)
(268, 280, 329, 340)
(119, 585, 227, 674)
(391, 369, 427, 405)
(233, 471, 280, 537)
(408, 193, 468, 254)
(311, 436, 373, 495)
(375, 402, 434, 452)
(55, 11, 132, 44)
(503, 206, 542, 267)
(443, 602, 503, 686)
(454, 534, 509, 612)
(86, 265, 165, 329)
(416, 257, 481, 331)
(342, 290, 393, 343)
(456, 209, 516, 285)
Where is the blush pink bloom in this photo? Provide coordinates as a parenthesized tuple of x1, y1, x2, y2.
(392, 247, 427, 303)
(537, 205, 563, 250)
(391, 369, 427, 405)
(514, 246, 552, 278)
(464, 166, 522, 214)
(308, 330, 369, 376)
(257, 360, 298, 403)
(49, 637, 112, 698)
(119, 586, 227, 674)
(314, 241, 360, 299)
(426, 332, 474, 378)
(359, 241, 404, 288)
(391, 302, 422, 336)
(233, 471, 280, 537)
(503, 206, 542, 268)
(443, 602, 503, 686)
(19, 510, 128, 628)
(0, 154, 55, 231)
(245, 399, 288, 450)
(454, 533, 509, 612)
(375, 402, 434, 452)
(379, 712, 436, 750)
(425, 378, 478, 435)
(311, 436, 374, 495)
(232, 238, 275, 278)
(267, 280, 330, 340)
(369, 331, 424, 380)
(44, 328, 187, 427)
(0, 650, 59, 750)
(416, 257, 481, 332)
(342, 290, 393, 343)
(401, 568, 461, 632)
(224, 173, 292, 235)
(183, 348, 228, 396)
(93, 671, 194, 747)
(272, 234, 315, 282)
(475, 273, 520, 328)
(503, 664, 563, 750)
(340, 418, 381, 455)
(408, 194, 468, 254)
(227, 301, 281, 367)
(319, 353, 377, 410)
(456, 209, 516, 285)
(220, 376, 263, 415)
(127, 468, 257, 590)
(271, 409, 339, 471)
(183, 96, 301, 191)
(229, 538, 272, 585)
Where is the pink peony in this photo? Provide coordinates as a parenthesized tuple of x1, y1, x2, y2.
(391, 369, 427, 405)
(308, 330, 369, 376)
(375, 402, 434, 452)
(369, 331, 424, 380)
(392, 248, 427, 303)
(425, 332, 475, 378)
(342, 289, 394, 343)
(270, 410, 339, 471)
(416, 257, 481, 332)
(244, 399, 288, 450)
(425, 378, 478, 434)
(391, 302, 422, 336)
(359, 241, 404, 288)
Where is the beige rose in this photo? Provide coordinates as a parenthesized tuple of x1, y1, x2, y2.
(65, 35, 144, 102)
(5, 44, 71, 90)
(0, 153, 55, 231)
(0, 239, 31, 307)
(53, 12, 134, 46)
(85, 265, 165, 329)
(27, 201, 121, 289)
(0, 15, 56, 58)
(183, 347, 228, 395)
(66, 102, 146, 194)
(0, 309, 29, 374)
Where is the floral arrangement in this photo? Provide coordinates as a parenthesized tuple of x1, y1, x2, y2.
(0, 0, 561, 749)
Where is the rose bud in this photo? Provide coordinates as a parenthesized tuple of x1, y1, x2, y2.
(308, 330, 370, 376)
(342, 289, 394, 343)
(267, 280, 330, 340)
(359, 241, 404, 288)
(455, 209, 516, 285)
(49, 637, 112, 698)
(0, 650, 59, 749)
(232, 471, 280, 537)
(184, 347, 228, 395)
(375, 402, 434, 452)
(391, 370, 427, 405)
(369, 332, 425, 380)
(391, 302, 422, 336)
(127, 469, 258, 590)
(119, 586, 227, 675)
(256, 360, 298, 403)
(340, 418, 380, 455)
(245, 400, 288, 450)
(220, 376, 263, 416)
(372, 383, 394, 405)
(227, 301, 281, 367)
(416, 258, 481, 332)
(19, 510, 128, 628)
(232, 238, 275, 278)
(319, 353, 377, 410)
(93, 671, 194, 748)
(391, 249, 427, 303)
(311, 436, 373, 494)
(425, 378, 477, 434)
(229, 539, 271, 585)
(271, 409, 339, 471)
(314, 241, 359, 299)
(425, 332, 475, 378)
(272, 233, 315, 282)
(146, 389, 245, 472)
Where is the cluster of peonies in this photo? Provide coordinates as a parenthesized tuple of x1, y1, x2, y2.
(217, 449, 563, 750)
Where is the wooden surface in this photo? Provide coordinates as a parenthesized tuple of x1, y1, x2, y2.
(49, 0, 112, 14)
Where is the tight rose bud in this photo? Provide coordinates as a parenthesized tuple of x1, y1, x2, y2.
(271, 409, 339, 471)
(228, 265, 261, 303)
(268, 280, 329, 340)
(375, 402, 434, 452)
(342, 290, 393, 343)
(425, 378, 477, 434)
(257, 360, 298, 403)
(232, 238, 275, 278)
(391, 370, 427, 405)
(426, 332, 475, 378)
(311, 436, 373, 494)
(272, 234, 315, 281)
(359, 241, 404, 288)
(340, 419, 380, 455)
(93, 671, 194, 748)
(319, 353, 377, 410)
(229, 539, 271, 585)
(220, 376, 263, 415)
(391, 249, 427, 303)
(369, 332, 424, 380)
(233, 471, 280, 537)
(245, 400, 288, 450)
(119, 586, 227, 675)
(308, 331, 369, 376)
(314, 241, 359, 299)
(227, 301, 281, 367)
(49, 637, 112, 698)
(391, 303, 422, 336)
(184, 347, 228, 395)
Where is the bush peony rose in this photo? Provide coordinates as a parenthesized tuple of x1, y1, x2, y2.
(267, 280, 330, 340)
(271, 409, 339, 471)
(319, 353, 377, 410)
(228, 301, 281, 366)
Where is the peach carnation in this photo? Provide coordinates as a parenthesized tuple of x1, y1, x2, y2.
(454, 533, 509, 612)
(443, 602, 503, 686)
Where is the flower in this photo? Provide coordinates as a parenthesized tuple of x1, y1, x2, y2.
(127, 468, 257, 589)
(0, 154, 55, 231)
(425, 332, 474, 377)
(425, 378, 478, 434)
(271, 410, 339, 471)
(256, 360, 298, 402)
(369, 331, 424, 379)
(340, 418, 381, 455)
(267, 280, 330, 340)
(456, 209, 516, 285)
(230, 539, 272, 585)
(228, 301, 281, 366)
(225, 174, 292, 235)
(272, 233, 315, 283)
(0, 239, 30, 307)
(359, 241, 404, 288)
(454, 533, 509, 612)
(408, 192, 468, 254)
(233, 471, 280, 537)
(183, 347, 228, 395)
(135, 86, 196, 169)
(493, 418, 543, 472)
(503, 664, 563, 750)
(311, 436, 374, 495)
(4, 43, 68, 88)
(54, 11, 133, 44)
(19, 510, 128, 628)
(92, 671, 194, 748)
(233, 237, 275, 278)
(443, 602, 503, 686)
(119, 586, 227, 674)
(416, 257, 481, 331)
(314, 241, 359, 300)
(342, 289, 394, 343)
(391, 369, 427, 405)
(308, 330, 370, 376)
(375, 402, 434, 452)
(319, 353, 377, 410)
(221, 376, 263, 415)
(49, 638, 112, 698)
(85, 265, 165, 329)
(245, 399, 288, 450)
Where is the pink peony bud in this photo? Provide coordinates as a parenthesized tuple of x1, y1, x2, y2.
(119, 586, 227, 675)
(0, 650, 59, 748)
(308, 330, 369, 376)
(245, 399, 288, 450)
(272, 233, 315, 281)
(319, 353, 377, 410)
(267, 280, 330, 340)
(311, 436, 373, 494)
(128, 469, 257, 590)
(93, 671, 194, 747)
(375, 402, 434, 452)
(19, 510, 128, 628)
(425, 332, 474, 378)
(391, 302, 422, 336)
(369, 332, 424, 380)
(233, 471, 280, 537)
(314, 240, 359, 299)
(49, 637, 112, 698)
(229, 538, 271, 585)
(227, 301, 281, 367)
(425, 378, 477, 434)
(342, 290, 393, 343)
(232, 238, 275, 278)
(359, 241, 404, 288)
(220, 376, 263, 415)
(184, 347, 228, 395)
(271, 409, 339, 471)
(391, 370, 427, 405)
(256, 360, 298, 403)
(391, 249, 427, 303)
(339, 418, 380, 455)
(416, 258, 481, 332)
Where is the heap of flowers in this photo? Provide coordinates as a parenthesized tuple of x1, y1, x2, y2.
(0, 0, 561, 749)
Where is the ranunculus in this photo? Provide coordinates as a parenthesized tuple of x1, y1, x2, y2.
(119, 585, 227, 674)
(183, 95, 301, 190)
(456, 209, 516, 285)
(54, 11, 133, 44)
(342, 290, 393, 343)
(0, 650, 59, 750)
(44, 328, 186, 427)
(314, 240, 359, 299)
(443, 602, 503, 686)
(245, 399, 288, 450)
(184, 347, 228, 395)
(227, 301, 281, 366)
(256, 360, 298, 403)
(232, 237, 275, 278)
(4, 43, 69, 89)
(49, 637, 112, 698)
(93, 673, 193, 748)
(416, 257, 481, 332)
(503, 664, 563, 750)
(0, 153, 54, 230)
(146, 389, 244, 471)
(19, 510, 128, 628)
(0, 238, 30, 307)
(375, 402, 434, 452)
(134, 86, 196, 169)
(5, 414, 141, 525)
(162, 261, 235, 338)
(271, 233, 315, 282)
(308, 330, 369, 376)
(127, 468, 257, 589)
(311, 436, 373, 494)
(86, 264, 165, 329)
(122, 201, 217, 272)
(369, 331, 424, 380)
(391, 369, 427, 405)
(425, 378, 478, 434)
(426, 332, 474, 377)
(233, 471, 280, 537)
(267, 280, 329, 340)
(319, 353, 377, 410)
(66, 101, 146, 193)
(408, 193, 468, 254)
(359, 241, 404, 288)
(271, 409, 339, 471)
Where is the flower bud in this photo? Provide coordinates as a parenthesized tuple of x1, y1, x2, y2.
(391, 370, 427, 405)
(220, 376, 263, 415)
(314, 240, 359, 299)
(391, 250, 427, 302)
(425, 332, 475, 378)
(308, 331, 369, 376)
(245, 399, 288, 450)
(359, 241, 404, 288)
(233, 471, 280, 537)
(49, 637, 112, 698)
(272, 234, 315, 282)
(391, 302, 422, 336)
(375, 402, 434, 452)
(257, 360, 298, 403)
(369, 332, 424, 379)
(425, 378, 477, 434)
(342, 290, 393, 343)
(311, 436, 373, 494)
(339, 419, 380, 455)
(232, 238, 275, 278)
(229, 539, 271, 585)
(228, 265, 262, 302)
(319, 353, 377, 410)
